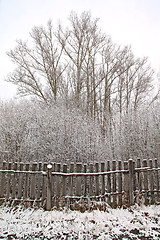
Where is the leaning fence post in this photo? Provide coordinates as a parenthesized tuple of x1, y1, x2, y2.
(128, 159, 134, 205)
(46, 164, 52, 211)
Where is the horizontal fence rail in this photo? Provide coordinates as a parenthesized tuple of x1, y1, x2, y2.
(0, 159, 159, 210)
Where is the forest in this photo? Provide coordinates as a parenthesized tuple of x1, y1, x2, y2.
(0, 11, 160, 164)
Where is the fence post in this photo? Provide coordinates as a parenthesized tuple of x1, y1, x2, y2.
(128, 159, 134, 205)
(46, 164, 52, 211)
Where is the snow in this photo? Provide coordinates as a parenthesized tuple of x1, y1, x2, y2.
(0, 204, 160, 239)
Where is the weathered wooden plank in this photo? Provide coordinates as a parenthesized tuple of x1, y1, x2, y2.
(51, 162, 56, 207)
(89, 163, 94, 196)
(142, 160, 149, 205)
(30, 163, 37, 199)
(18, 163, 24, 199)
(118, 161, 122, 207)
(56, 163, 61, 197)
(128, 159, 134, 206)
(83, 164, 87, 196)
(76, 163, 82, 196)
(133, 161, 136, 193)
(112, 161, 117, 207)
(12, 163, 18, 199)
(37, 163, 42, 200)
(124, 161, 129, 206)
(101, 162, 105, 195)
(0, 162, 7, 198)
(69, 163, 74, 196)
(155, 159, 160, 202)
(23, 163, 29, 200)
(6, 162, 12, 198)
(46, 164, 52, 211)
(51, 163, 55, 197)
(95, 163, 99, 196)
(62, 164, 67, 196)
(136, 158, 142, 204)
(107, 161, 111, 205)
(42, 163, 48, 200)
(149, 159, 154, 204)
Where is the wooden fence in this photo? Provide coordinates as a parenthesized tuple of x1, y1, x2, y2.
(0, 159, 159, 211)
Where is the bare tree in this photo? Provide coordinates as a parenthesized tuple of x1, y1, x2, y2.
(56, 11, 106, 109)
(6, 21, 66, 103)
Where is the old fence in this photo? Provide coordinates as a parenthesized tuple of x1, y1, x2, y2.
(0, 159, 159, 210)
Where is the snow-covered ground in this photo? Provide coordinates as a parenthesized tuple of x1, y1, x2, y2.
(0, 204, 160, 239)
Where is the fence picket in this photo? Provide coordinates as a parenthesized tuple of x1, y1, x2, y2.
(23, 163, 29, 200)
(133, 161, 136, 193)
(142, 160, 149, 205)
(101, 162, 105, 196)
(155, 159, 160, 202)
(107, 161, 111, 205)
(89, 163, 94, 196)
(37, 163, 42, 200)
(30, 163, 37, 200)
(95, 163, 99, 196)
(76, 163, 82, 196)
(12, 163, 18, 199)
(0, 162, 7, 198)
(6, 162, 12, 199)
(18, 163, 24, 199)
(42, 163, 47, 201)
(83, 164, 87, 196)
(118, 161, 122, 207)
(46, 164, 52, 211)
(136, 158, 142, 204)
(149, 159, 154, 204)
(124, 161, 129, 206)
(69, 163, 74, 196)
(56, 163, 61, 198)
(62, 164, 67, 196)
(128, 159, 134, 206)
(112, 161, 117, 207)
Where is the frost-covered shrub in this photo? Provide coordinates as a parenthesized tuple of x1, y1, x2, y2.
(111, 103, 160, 161)
(0, 99, 159, 164)
(0, 100, 111, 163)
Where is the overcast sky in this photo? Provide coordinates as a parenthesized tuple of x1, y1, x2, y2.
(0, 0, 160, 100)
